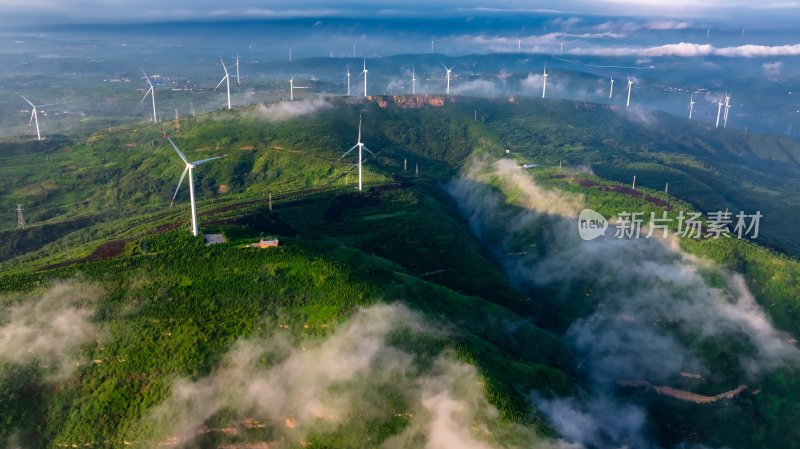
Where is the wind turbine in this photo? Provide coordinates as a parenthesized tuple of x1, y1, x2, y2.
(689, 93, 695, 120)
(609, 77, 614, 99)
(411, 65, 416, 95)
(289, 75, 310, 100)
(346, 66, 351, 96)
(20, 95, 50, 141)
(361, 59, 368, 97)
(162, 129, 227, 237)
(542, 64, 548, 98)
(442, 64, 454, 95)
(715, 96, 724, 128)
(626, 77, 633, 108)
(139, 68, 157, 123)
(339, 115, 375, 192)
(723, 93, 731, 128)
(214, 57, 232, 110)
(235, 55, 240, 86)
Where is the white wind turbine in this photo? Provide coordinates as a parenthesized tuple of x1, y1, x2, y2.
(723, 93, 731, 128)
(340, 115, 375, 192)
(289, 75, 310, 101)
(361, 59, 368, 97)
(411, 65, 416, 95)
(542, 64, 548, 98)
(609, 77, 614, 99)
(346, 66, 351, 96)
(626, 77, 633, 107)
(689, 93, 695, 120)
(20, 95, 51, 141)
(235, 55, 241, 86)
(715, 96, 724, 128)
(139, 68, 157, 123)
(442, 64, 454, 95)
(214, 57, 232, 110)
(162, 129, 227, 237)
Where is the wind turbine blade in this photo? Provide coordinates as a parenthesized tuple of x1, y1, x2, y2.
(192, 155, 227, 166)
(161, 128, 191, 164)
(362, 145, 375, 156)
(340, 144, 359, 159)
(20, 95, 34, 107)
(357, 115, 362, 143)
(141, 68, 153, 87)
(220, 58, 228, 76)
(214, 76, 227, 91)
(138, 87, 152, 107)
(29, 109, 35, 124)
(171, 166, 189, 207)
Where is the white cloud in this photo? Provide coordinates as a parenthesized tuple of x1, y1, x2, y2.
(567, 42, 800, 58)
(762, 61, 783, 81)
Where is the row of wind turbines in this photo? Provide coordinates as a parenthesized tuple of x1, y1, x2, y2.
(18, 49, 737, 141)
(161, 112, 375, 237)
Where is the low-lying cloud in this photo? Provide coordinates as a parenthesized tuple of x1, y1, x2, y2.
(254, 98, 332, 121)
(0, 281, 102, 379)
(139, 304, 568, 449)
(448, 157, 800, 448)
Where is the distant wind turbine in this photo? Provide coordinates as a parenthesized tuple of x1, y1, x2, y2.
(542, 64, 548, 98)
(162, 129, 227, 237)
(411, 65, 416, 95)
(235, 55, 240, 86)
(689, 93, 695, 120)
(723, 93, 731, 128)
(139, 68, 157, 123)
(626, 77, 633, 107)
(289, 75, 310, 101)
(339, 115, 375, 192)
(214, 57, 232, 110)
(442, 64, 454, 95)
(609, 77, 614, 99)
(346, 66, 351, 96)
(20, 95, 51, 141)
(361, 59, 368, 97)
(715, 96, 724, 128)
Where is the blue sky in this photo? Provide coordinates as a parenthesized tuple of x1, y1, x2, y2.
(1, 0, 799, 26)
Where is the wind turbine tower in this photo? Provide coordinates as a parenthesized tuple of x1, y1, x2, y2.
(339, 115, 375, 192)
(235, 55, 241, 86)
(542, 64, 548, 98)
(362, 59, 368, 97)
(162, 129, 227, 237)
(609, 77, 614, 99)
(723, 93, 731, 128)
(442, 64, 454, 95)
(139, 69, 157, 123)
(215, 58, 232, 110)
(626, 78, 633, 107)
(689, 94, 695, 120)
(346, 66, 351, 96)
(412, 66, 416, 95)
(715, 96, 724, 128)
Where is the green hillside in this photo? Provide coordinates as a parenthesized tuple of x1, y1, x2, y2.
(1, 96, 800, 449)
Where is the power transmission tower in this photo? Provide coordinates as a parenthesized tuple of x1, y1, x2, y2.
(16, 204, 26, 230)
